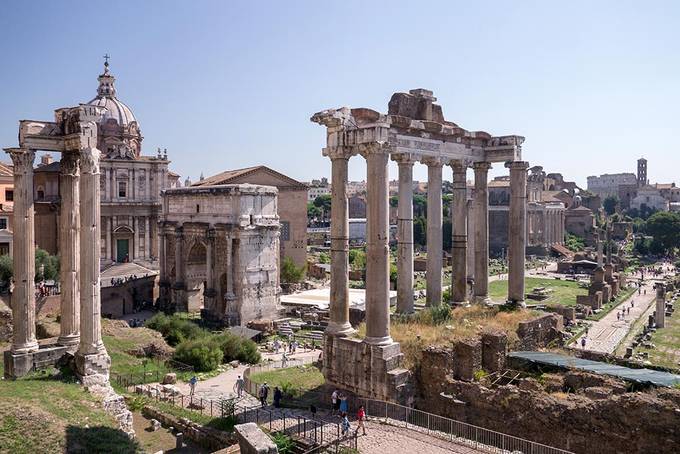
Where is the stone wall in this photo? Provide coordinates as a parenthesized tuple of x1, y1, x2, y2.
(516, 313, 563, 350)
(0, 304, 12, 342)
(142, 405, 235, 451)
(416, 348, 680, 454)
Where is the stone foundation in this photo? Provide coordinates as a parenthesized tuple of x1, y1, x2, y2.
(75, 349, 112, 385)
(516, 313, 564, 350)
(576, 292, 602, 310)
(3, 344, 69, 379)
(323, 335, 411, 404)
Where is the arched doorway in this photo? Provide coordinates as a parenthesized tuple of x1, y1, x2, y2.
(113, 225, 134, 262)
(186, 241, 207, 311)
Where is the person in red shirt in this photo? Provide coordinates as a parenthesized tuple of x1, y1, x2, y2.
(356, 405, 366, 435)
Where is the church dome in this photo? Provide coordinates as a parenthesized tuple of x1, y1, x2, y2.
(86, 61, 138, 127)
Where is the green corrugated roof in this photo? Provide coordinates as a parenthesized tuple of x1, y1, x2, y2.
(509, 351, 680, 387)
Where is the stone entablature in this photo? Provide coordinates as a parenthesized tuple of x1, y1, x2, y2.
(159, 184, 280, 325)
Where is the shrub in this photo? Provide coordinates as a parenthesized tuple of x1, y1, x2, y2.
(214, 332, 261, 364)
(281, 256, 306, 283)
(173, 337, 223, 372)
(270, 433, 294, 454)
(146, 313, 205, 346)
(419, 304, 452, 325)
(237, 339, 261, 364)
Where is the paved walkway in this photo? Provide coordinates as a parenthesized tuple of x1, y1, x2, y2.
(572, 265, 672, 354)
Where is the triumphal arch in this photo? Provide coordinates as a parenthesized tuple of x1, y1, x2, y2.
(311, 89, 529, 401)
(4, 105, 110, 383)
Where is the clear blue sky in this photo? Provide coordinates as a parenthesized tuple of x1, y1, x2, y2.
(1, 1, 678, 187)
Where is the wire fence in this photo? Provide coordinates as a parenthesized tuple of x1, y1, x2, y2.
(112, 358, 195, 388)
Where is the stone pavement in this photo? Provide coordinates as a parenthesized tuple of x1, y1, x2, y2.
(572, 266, 672, 354)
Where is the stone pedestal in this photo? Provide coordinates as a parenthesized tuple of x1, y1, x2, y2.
(75, 148, 110, 382)
(323, 335, 411, 404)
(473, 162, 491, 303)
(451, 161, 468, 305)
(506, 161, 529, 306)
(425, 158, 443, 306)
(656, 284, 666, 328)
(58, 151, 81, 350)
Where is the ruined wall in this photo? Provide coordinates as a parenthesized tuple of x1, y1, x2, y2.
(416, 348, 680, 454)
(516, 313, 563, 350)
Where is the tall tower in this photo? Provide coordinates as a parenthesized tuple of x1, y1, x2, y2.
(637, 157, 647, 187)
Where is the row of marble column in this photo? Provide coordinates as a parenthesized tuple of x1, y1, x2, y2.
(6, 147, 107, 361)
(326, 144, 529, 344)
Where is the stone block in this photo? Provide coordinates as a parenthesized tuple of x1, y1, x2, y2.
(451, 338, 482, 381)
(151, 418, 162, 431)
(162, 373, 177, 385)
(481, 331, 507, 372)
(235, 422, 278, 454)
(3, 350, 34, 379)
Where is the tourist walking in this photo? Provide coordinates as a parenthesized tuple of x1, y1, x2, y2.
(339, 394, 349, 414)
(189, 375, 198, 396)
(281, 352, 289, 368)
(341, 412, 351, 436)
(234, 375, 245, 398)
(331, 389, 340, 415)
(581, 337, 587, 349)
(259, 382, 269, 407)
(356, 405, 367, 436)
(273, 386, 282, 408)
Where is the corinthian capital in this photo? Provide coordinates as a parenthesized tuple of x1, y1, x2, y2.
(4, 148, 35, 173)
(60, 151, 80, 176)
(79, 148, 101, 175)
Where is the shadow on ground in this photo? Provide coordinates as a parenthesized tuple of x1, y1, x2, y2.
(66, 425, 144, 454)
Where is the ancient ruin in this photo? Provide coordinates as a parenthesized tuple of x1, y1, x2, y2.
(4, 104, 110, 383)
(311, 89, 528, 401)
(158, 184, 281, 325)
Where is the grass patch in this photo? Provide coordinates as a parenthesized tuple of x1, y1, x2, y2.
(250, 364, 325, 396)
(0, 375, 142, 453)
(489, 277, 587, 307)
(633, 307, 680, 369)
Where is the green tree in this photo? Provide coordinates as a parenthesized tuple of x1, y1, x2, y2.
(280, 256, 306, 283)
(413, 195, 427, 218)
(313, 195, 332, 221)
(349, 249, 366, 270)
(0, 254, 12, 286)
(35, 248, 59, 282)
(646, 211, 680, 253)
(389, 196, 399, 208)
(603, 195, 619, 216)
(414, 216, 427, 247)
(307, 202, 322, 221)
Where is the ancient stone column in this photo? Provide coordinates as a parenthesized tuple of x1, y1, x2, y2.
(57, 151, 81, 350)
(173, 227, 187, 312)
(204, 228, 217, 313)
(76, 148, 111, 379)
(473, 162, 491, 303)
(506, 161, 529, 306)
(105, 217, 112, 261)
(327, 148, 354, 336)
(364, 143, 392, 345)
(394, 154, 416, 313)
(451, 161, 468, 305)
(425, 158, 443, 306)
(6, 149, 38, 354)
(656, 284, 666, 328)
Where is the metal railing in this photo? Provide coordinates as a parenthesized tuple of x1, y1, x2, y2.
(235, 403, 357, 453)
(130, 381, 236, 419)
(112, 358, 195, 388)
(360, 397, 573, 454)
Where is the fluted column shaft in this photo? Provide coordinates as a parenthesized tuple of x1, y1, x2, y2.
(394, 155, 415, 313)
(451, 161, 468, 304)
(506, 161, 529, 305)
(205, 229, 216, 312)
(425, 159, 443, 306)
(77, 148, 106, 356)
(6, 149, 38, 354)
(364, 145, 392, 345)
(473, 162, 491, 303)
(58, 151, 81, 348)
(327, 150, 353, 336)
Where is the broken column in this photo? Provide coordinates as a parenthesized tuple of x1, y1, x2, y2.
(57, 151, 81, 350)
(75, 147, 111, 383)
(425, 157, 443, 306)
(506, 161, 529, 306)
(655, 283, 666, 328)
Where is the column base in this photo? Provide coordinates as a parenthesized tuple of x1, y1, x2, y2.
(10, 340, 39, 355)
(451, 300, 470, 308)
(75, 349, 111, 386)
(325, 321, 355, 337)
(57, 335, 80, 352)
(364, 335, 394, 346)
(3, 350, 34, 379)
(473, 295, 492, 305)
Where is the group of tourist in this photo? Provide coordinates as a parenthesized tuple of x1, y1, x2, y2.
(109, 274, 147, 287)
(257, 382, 284, 408)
